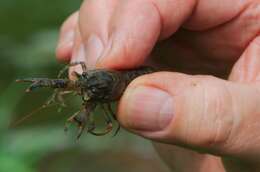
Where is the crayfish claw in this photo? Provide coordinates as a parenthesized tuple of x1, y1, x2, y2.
(16, 78, 44, 92)
(16, 78, 70, 92)
(26, 83, 39, 92)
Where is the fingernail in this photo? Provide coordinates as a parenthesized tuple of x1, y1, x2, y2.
(57, 30, 74, 50)
(70, 44, 86, 75)
(85, 34, 104, 68)
(125, 86, 174, 131)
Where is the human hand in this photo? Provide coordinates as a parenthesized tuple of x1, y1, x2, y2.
(56, 0, 260, 171)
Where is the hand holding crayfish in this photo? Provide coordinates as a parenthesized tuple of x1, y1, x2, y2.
(55, 0, 260, 171)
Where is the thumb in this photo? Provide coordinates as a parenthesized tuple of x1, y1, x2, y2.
(78, 0, 195, 69)
(118, 72, 260, 158)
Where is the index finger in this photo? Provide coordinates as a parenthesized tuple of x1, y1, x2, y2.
(78, 0, 196, 69)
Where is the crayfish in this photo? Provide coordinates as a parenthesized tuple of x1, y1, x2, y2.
(16, 62, 155, 139)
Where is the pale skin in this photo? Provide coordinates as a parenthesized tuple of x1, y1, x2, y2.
(56, 0, 260, 171)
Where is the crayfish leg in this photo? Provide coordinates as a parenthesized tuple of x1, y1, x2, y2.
(76, 125, 85, 140)
(45, 89, 72, 110)
(88, 123, 113, 136)
(113, 125, 121, 137)
(106, 103, 121, 136)
(65, 103, 96, 139)
(64, 109, 89, 140)
(107, 103, 117, 120)
(64, 110, 82, 133)
(88, 104, 114, 136)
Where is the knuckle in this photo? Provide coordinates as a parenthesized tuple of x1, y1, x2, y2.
(61, 12, 78, 33)
(236, 2, 260, 46)
(201, 81, 234, 150)
(182, 78, 235, 153)
(244, 2, 260, 28)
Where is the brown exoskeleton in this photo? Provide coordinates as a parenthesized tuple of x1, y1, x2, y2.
(16, 62, 155, 139)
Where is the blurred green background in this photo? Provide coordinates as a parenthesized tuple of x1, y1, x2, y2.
(0, 1, 169, 172)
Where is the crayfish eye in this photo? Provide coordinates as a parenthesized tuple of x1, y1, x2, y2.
(90, 87, 98, 93)
(81, 72, 88, 77)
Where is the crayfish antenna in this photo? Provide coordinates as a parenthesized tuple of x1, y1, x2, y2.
(9, 102, 57, 127)
(10, 90, 69, 127)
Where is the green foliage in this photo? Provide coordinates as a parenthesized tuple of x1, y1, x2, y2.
(0, 1, 82, 171)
